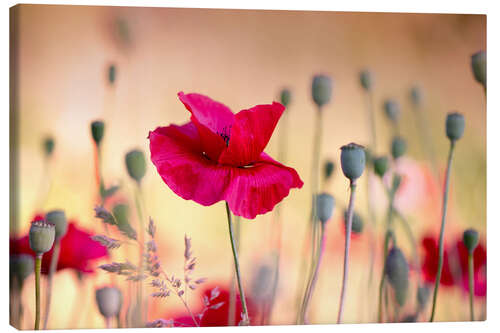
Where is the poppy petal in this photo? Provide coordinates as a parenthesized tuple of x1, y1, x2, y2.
(149, 123, 232, 206)
(178, 92, 234, 160)
(224, 152, 303, 219)
(218, 102, 285, 166)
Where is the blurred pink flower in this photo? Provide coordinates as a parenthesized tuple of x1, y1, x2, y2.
(148, 92, 303, 219)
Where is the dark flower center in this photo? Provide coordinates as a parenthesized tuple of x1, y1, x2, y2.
(217, 126, 231, 146)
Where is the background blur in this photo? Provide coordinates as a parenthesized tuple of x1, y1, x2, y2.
(10, 4, 485, 329)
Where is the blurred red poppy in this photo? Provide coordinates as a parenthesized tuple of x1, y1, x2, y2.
(10, 215, 108, 275)
(168, 284, 259, 327)
(148, 92, 303, 219)
(420, 234, 486, 297)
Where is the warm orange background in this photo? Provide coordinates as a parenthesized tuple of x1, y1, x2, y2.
(11, 4, 485, 329)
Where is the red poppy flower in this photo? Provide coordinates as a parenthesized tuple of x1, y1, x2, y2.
(148, 92, 303, 219)
(169, 284, 258, 327)
(10, 218, 108, 274)
(420, 234, 486, 297)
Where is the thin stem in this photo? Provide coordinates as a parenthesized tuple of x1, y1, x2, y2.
(134, 182, 146, 325)
(468, 253, 475, 321)
(295, 107, 323, 319)
(301, 221, 326, 323)
(393, 209, 420, 282)
(429, 141, 456, 322)
(34, 254, 42, 330)
(377, 180, 397, 322)
(105, 317, 111, 329)
(366, 90, 377, 150)
(228, 215, 240, 326)
(225, 202, 249, 325)
(413, 104, 439, 180)
(337, 180, 358, 324)
(42, 240, 61, 329)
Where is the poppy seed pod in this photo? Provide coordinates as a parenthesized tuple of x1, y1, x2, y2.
(446, 112, 465, 142)
(91, 121, 105, 146)
(43, 136, 55, 157)
(417, 284, 431, 310)
(324, 160, 335, 180)
(280, 88, 292, 108)
(344, 210, 364, 234)
(10, 254, 34, 286)
(463, 228, 479, 254)
(125, 149, 146, 183)
(340, 143, 366, 181)
(29, 220, 56, 255)
(316, 193, 335, 224)
(373, 156, 389, 178)
(410, 86, 422, 107)
(359, 69, 373, 91)
(384, 247, 409, 306)
(45, 209, 68, 239)
(471, 51, 486, 86)
(383, 99, 400, 124)
(95, 287, 123, 318)
(108, 64, 116, 85)
(112, 203, 130, 226)
(312, 74, 332, 108)
(391, 136, 407, 159)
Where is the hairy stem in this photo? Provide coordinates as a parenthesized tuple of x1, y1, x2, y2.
(468, 253, 475, 321)
(429, 141, 456, 322)
(225, 202, 249, 325)
(34, 254, 42, 330)
(42, 240, 61, 329)
(337, 181, 358, 324)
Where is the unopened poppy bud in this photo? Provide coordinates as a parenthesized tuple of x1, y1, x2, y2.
(373, 156, 389, 178)
(316, 193, 335, 224)
(344, 210, 364, 234)
(383, 99, 400, 124)
(125, 149, 146, 183)
(410, 86, 422, 107)
(359, 69, 373, 91)
(95, 287, 123, 318)
(312, 74, 332, 108)
(462, 228, 479, 254)
(391, 136, 407, 159)
(471, 51, 486, 86)
(29, 220, 55, 255)
(91, 120, 105, 146)
(45, 209, 67, 239)
(324, 160, 335, 180)
(417, 284, 431, 310)
(43, 136, 55, 157)
(385, 247, 409, 306)
(446, 112, 465, 142)
(108, 64, 117, 85)
(280, 88, 292, 108)
(340, 143, 366, 181)
(10, 254, 34, 286)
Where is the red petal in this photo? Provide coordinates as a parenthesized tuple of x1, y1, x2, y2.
(149, 123, 232, 206)
(178, 92, 234, 160)
(224, 153, 303, 219)
(218, 102, 284, 166)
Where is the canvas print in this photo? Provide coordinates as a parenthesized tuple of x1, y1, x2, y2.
(9, 4, 486, 329)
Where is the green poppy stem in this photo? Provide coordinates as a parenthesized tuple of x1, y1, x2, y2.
(225, 202, 249, 325)
(42, 240, 61, 329)
(429, 140, 456, 322)
(337, 180, 358, 324)
(34, 254, 42, 330)
(377, 180, 397, 322)
(468, 253, 475, 321)
(134, 183, 146, 324)
(228, 215, 241, 326)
